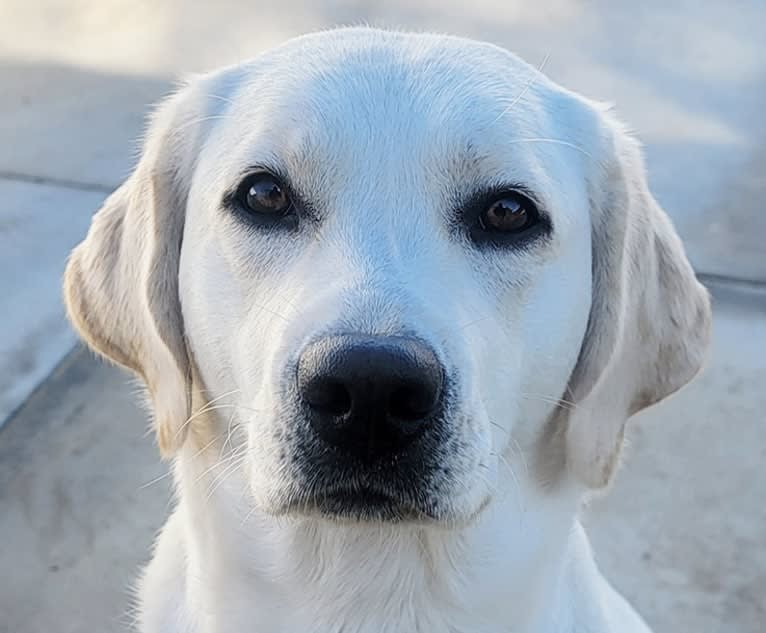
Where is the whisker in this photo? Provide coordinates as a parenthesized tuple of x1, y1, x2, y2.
(173, 388, 242, 441)
(219, 408, 239, 458)
(250, 302, 292, 322)
(195, 441, 247, 483)
(486, 413, 530, 480)
(509, 435, 530, 478)
(192, 402, 269, 415)
(174, 114, 230, 133)
(195, 454, 243, 497)
(204, 93, 236, 106)
(205, 452, 249, 501)
(267, 289, 301, 314)
(240, 503, 260, 527)
(493, 52, 551, 124)
(194, 428, 236, 459)
(138, 469, 174, 491)
(439, 314, 493, 338)
(491, 451, 526, 519)
(505, 138, 593, 159)
(139, 424, 235, 491)
(488, 419, 505, 433)
(520, 391, 579, 412)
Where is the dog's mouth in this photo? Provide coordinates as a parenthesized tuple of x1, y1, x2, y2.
(287, 487, 432, 523)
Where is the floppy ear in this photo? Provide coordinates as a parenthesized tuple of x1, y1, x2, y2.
(64, 87, 204, 457)
(564, 113, 712, 488)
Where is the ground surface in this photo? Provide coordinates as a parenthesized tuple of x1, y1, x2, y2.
(1, 2, 764, 632)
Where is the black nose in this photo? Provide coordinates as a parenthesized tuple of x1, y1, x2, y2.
(297, 335, 444, 460)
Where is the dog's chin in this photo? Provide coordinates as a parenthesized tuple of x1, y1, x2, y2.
(273, 488, 430, 524)
(308, 489, 429, 523)
(270, 487, 492, 528)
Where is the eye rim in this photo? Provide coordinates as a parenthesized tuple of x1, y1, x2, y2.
(460, 186, 550, 248)
(226, 170, 300, 229)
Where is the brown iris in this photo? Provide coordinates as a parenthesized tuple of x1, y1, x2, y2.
(480, 194, 535, 233)
(243, 174, 291, 215)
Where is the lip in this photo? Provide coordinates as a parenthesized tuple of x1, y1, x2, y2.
(294, 488, 427, 523)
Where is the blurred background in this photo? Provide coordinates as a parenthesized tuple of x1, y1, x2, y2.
(0, 1, 764, 632)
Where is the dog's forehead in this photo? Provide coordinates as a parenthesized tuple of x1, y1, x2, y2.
(247, 28, 546, 117)
(203, 29, 599, 205)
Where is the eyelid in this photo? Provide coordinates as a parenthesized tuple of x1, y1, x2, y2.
(486, 184, 542, 209)
(226, 165, 290, 200)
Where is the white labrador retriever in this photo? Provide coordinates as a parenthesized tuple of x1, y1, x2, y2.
(64, 28, 711, 633)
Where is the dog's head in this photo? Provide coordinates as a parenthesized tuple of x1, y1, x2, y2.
(64, 29, 711, 525)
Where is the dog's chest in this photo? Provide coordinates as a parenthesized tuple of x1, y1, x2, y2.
(179, 532, 512, 633)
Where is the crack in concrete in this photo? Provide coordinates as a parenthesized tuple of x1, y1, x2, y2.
(697, 272, 766, 290)
(0, 170, 116, 194)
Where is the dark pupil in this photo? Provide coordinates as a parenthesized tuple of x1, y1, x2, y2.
(248, 179, 287, 213)
(487, 198, 526, 230)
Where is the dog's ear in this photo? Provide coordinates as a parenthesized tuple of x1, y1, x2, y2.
(564, 112, 712, 488)
(64, 86, 206, 457)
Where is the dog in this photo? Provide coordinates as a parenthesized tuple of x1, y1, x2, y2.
(63, 27, 711, 633)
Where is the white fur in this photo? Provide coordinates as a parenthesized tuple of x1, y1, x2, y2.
(64, 28, 711, 633)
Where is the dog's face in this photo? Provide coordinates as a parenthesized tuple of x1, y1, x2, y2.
(64, 29, 711, 526)
(179, 33, 597, 523)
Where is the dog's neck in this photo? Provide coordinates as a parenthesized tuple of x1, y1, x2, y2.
(154, 441, 604, 633)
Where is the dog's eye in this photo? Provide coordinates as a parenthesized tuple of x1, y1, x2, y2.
(479, 193, 538, 233)
(237, 173, 292, 217)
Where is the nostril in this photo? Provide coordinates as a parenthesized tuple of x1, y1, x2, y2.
(304, 379, 352, 416)
(389, 383, 438, 421)
(297, 334, 445, 458)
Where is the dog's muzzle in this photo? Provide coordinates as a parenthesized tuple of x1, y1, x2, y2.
(290, 333, 449, 520)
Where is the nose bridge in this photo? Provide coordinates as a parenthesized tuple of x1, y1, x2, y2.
(335, 203, 410, 277)
(306, 201, 430, 334)
(332, 155, 432, 268)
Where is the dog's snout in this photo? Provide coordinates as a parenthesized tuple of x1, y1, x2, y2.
(297, 335, 444, 459)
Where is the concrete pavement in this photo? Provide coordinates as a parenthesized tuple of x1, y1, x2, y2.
(1, 2, 764, 631)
